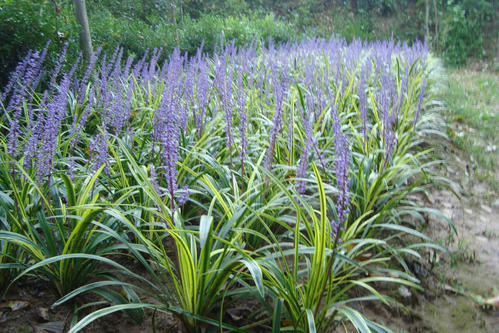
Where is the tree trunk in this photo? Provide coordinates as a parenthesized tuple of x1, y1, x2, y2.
(425, 0, 430, 44)
(73, 0, 93, 62)
(433, 0, 439, 51)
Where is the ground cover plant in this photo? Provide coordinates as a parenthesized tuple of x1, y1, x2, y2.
(0, 37, 449, 332)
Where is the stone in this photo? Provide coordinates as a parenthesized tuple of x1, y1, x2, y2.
(481, 204, 492, 214)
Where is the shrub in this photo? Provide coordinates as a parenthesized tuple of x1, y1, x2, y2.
(441, 0, 495, 66)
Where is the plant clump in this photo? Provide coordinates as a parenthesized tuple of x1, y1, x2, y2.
(0, 37, 449, 332)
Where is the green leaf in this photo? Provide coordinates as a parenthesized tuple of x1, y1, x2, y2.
(61, 173, 76, 207)
(272, 298, 284, 333)
(199, 215, 213, 249)
(306, 309, 316, 333)
(241, 259, 264, 298)
(69, 304, 155, 332)
(336, 306, 370, 333)
(52, 281, 140, 307)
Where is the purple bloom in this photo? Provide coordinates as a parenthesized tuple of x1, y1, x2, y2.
(6, 96, 24, 158)
(195, 60, 210, 133)
(49, 43, 68, 89)
(414, 77, 426, 125)
(72, 85, 95, 142)
(150, 165, 161, 194)
(6, 50, 46, 159)
(89, 130, 109, 172)
(154, 69, 182, 204)
(133, 49, 149, 79)
(1, 50, 32, 103)
(144, 47, 162, 83)
(68, 53, 82, 80)
(78, 48, 101, 104)
(358, 58, 372, 146)
(109, 45, 120, 72)
(377, 83, 396, 164)
(37, 74, 71, 180)
(108, 78, 133, 134)
(331, 108, 351, 238)
(237, 70, 248, 176)
(176, 185, 190, 206)
(162, 105, 180, 202)
(30, 41, 50, 92)
(110, 47, 124, 84)
(123, 55, 135, 80)
(215, 56, 235, 165)
(24, 115, 42, 170)
(384, 125, 395, 164)
(296, 113, 313, 195)
(265, 63, 289, 171)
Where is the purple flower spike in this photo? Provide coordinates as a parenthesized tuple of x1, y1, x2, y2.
(414, 77, 426, 126)
(37, 74, 71, 180)
(89, 130, 109, 172)
(237, 70, 248, 177)
(6, 50, 47, 159)
(78, 48, 101, 104)
(155, 77, 181, 206)
(150, 165, 161, 194)
(296, 113, 313, 195)
(196, 60, 210, 133)
(358, 58, 372, 147)
(1, 50, 32, 103)
(265, 63, 289, 171)
(331, 107, 351, 238)
(176, 185, 190, 206)
(49, 43, 68, 89)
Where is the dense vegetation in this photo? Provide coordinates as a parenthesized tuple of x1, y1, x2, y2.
(2, 0, 495, 331)
(0, 0, 497, 85)
(0, 33, 454, 331)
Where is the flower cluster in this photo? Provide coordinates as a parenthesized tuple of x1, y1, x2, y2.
(0, 37, 428, 216)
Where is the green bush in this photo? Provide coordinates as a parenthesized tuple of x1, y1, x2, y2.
(441, 0, 496, 66)
(0, 1, 298, 87)
(351, 0, 402, 15)
(90, 11, 298, 60)
(89, 9, 174, 59)
(0, 0, 57, 85)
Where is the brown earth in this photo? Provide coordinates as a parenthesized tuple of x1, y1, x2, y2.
(361, 145, 499, 332)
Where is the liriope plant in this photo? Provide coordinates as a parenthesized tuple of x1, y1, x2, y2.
(53, 140, 269, 332)
(253, 163, 426, 332)
(0, 159, 125, 296)
(0, 35, 455, 333)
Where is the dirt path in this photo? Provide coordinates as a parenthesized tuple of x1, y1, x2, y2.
(421, 153, 499, 332)
(364, 66, 499, 332)
(418, 66, 499, 332)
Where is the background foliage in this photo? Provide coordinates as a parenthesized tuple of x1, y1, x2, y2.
(0, 0, 497, 85)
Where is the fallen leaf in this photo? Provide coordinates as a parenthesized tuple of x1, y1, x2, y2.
(480, 204, 492, 214)
(0, 310, 8, 323)
(0, 300, 30, 311)
(344, 243, 355, 252)
(37, 307, 50, 321)
(34, 321, 65, 333)
(355, 252, 372, 261)
(399, 286, 412, 298)
(485, 296, 499, 309)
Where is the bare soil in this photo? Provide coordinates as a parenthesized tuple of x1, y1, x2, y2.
(361, 146, 499, 332)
